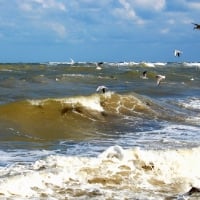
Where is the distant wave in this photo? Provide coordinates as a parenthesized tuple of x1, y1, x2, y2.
(107, 61, 167, 67)
(183, 62, 200, 68)
(140, 62, 167, 67)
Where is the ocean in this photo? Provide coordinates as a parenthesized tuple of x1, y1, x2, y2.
(0, 61, 200, 199)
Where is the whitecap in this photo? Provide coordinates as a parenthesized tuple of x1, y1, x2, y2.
(60, 95, 104, 112)
(178, 98, 200, 111)
(140, 62, 155, 67)
(183, 62, 200, 68)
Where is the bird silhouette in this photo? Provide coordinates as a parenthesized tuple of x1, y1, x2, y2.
(192, 23, 200, 30)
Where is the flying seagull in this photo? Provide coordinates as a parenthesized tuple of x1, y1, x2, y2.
(192, 23, 200, 30)
(156, 75, 166, 86)
(95, 62, 103, 70)
(69, 58, 75, 65)
(174, 49, 182, 57)
(140, 71, 148, 79)
(96, 85, 108, 93)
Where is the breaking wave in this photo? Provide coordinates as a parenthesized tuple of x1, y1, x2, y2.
(0, 92, 177, 141)
(0, 145, 200, 199)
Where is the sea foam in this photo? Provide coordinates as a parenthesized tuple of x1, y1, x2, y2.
(0, 146, 200, 199)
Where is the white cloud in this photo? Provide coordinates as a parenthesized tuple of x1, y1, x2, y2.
(128, 0, 166, 11)
(19, 2, 33, 12)
(160, 28, 169, 34)
(112, 0, 167, 26)
(172, 0, 200, 11)
(33, 0, 66, 11)
(167, 19, 175, 25)
(77, 0, 111, 6)
(16, 0, 68, 39)
(114, 0, 145, 24)
(46, 22, 67, 38)
(19, 0, 66, 12)
(187, 2, 200, 10)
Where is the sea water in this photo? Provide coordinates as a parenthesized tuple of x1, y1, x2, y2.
(0, 62, 200, 199)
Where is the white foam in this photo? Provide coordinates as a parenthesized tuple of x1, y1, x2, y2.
(47, 61, 74, 65)
(129, 123, 200, 149)
(28, 94, 105, 112)
(60, 95, 104, 112)
(186, 116, 200, 125)
(62, 73, 90, 78)
(1, 146, 200, 199)
(179, 98, 200, 111)
(108, 61, 139, 66)
(154, 62, 167, 66)
(28, 99, 44, 106)
(183, 62, 200, 68)
(175, 98, 200, 125)
(0, 69, 13, 72)
(141, 62, 155, 67)
(98, 145, 125, 161)
(0, 149, 54, 166)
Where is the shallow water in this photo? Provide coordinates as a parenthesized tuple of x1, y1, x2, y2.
(0, 62, 200, 199)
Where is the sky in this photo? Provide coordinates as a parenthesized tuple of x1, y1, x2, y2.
(0, 0, 200, 63)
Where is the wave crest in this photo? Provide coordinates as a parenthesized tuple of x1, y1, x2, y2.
(0, 92, 170, 140)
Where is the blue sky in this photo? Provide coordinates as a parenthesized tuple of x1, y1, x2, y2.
(0, 0, 200, 62)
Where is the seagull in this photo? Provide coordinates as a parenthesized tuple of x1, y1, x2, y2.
(140, 71, 148, 79)
(98, 62, 104, 65)
(156, 75, 166, 86)
(96, 85, 108, 93)
(192, 23, 200, 30)
(174, 49, 183, 57)
(70, 58, 75, 65)
(95, 62, 103, 70)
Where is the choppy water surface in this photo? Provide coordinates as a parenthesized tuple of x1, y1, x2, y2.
(0, 62, 200, 199)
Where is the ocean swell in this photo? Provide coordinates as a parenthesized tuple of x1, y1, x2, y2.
(0, 92, 185, 141)
(0, 92, 156, 140)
